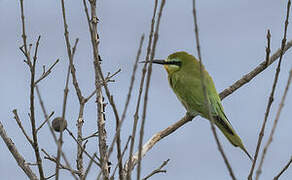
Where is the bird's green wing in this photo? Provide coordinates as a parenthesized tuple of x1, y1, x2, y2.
(206, 78, 253, 160)
(169, 72, 214, 116)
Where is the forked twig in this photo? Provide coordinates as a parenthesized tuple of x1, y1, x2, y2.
(19, 1, 44, 177)
(34, 59, 59, 86)
(12, 109, 33, 145)
(142, 159, 169, 180)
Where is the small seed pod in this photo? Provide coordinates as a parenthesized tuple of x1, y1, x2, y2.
(52, 117, 67, 132)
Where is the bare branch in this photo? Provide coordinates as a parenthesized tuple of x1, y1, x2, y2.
(126, 113, 193, 171)
(83, 152, 97, 180)
(219, 39, 292, 100)
(82, 131, 98, 141)
(110, 136, 131, 180)
(34, 59, 59, 86)
(274, 156, 292, 180)
(126, 2, 158, 178)
(256, 68, 292, 179)
(0, 121, 38, 180)
(12, 109, 33, 145)
(265, 30, 271, 66)
(65, 128, 101, 167)
(45, 173, 56, 180)
(36, 111, 54, 133)
(42, 149, 80, 175)
(106, 34, 145, 178)
(249, 1, 291, 179)
(142, 159, 169, 180)
(19, 1, 45, 176)
(84, 0, 119, 178)
(137, 1, 166, 179)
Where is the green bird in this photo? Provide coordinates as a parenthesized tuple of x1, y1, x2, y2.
(151, 51, 252, 161)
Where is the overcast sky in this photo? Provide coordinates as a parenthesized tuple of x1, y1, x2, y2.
(1, 0, 292, 179)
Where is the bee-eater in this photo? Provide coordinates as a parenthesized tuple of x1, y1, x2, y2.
(151, 51, 252, 161)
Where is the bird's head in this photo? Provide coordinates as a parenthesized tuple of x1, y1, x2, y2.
(151, 51, 196, 75)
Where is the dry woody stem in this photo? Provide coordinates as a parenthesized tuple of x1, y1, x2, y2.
(137, 1, 166, 180)
(256, 68, 292, 180)
(125, 1, 158, 179)
(0, 121, 38, 180)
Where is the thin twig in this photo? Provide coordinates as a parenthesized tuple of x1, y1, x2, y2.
(29, 37, 45, 180)
(34, 59, 59, 86)
(82, 131, 98, 141)
(0, 121, 38, 180)
(219, 40, 292, 99)
(110, 136, 131, 180)
(83, 152, 97, 180)
(42, 149, 80, 175)
(256, 68, 292, 180)
(249, 1, 291, 179)
(20, 0, 29, 60)
(84, 89, 97, 102)
(104, 69, 121, 83)
(105, 35, 144, 178)
(45, 173, 56, 180)
(125, 113, 194, 170)
(36, 111, 54, 133)
(193, 1, 236, 179)
(273, 156, 292, 180)
(106, 34, 145, 179)
(12, 109, 33, 145)
(19, 2, 45, 176)
(265, 30, 271, 66)
(137, 1, 166, 179)
(65, 128, 101, 167)
(126, 2, 158, 178)
(142, 159, 169, 180)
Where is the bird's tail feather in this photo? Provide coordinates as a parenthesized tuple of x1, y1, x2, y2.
(213, 116, 253, 161)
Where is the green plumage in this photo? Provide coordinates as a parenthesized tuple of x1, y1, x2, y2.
(155, 51, 252, 160)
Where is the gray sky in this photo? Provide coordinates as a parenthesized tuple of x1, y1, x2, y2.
(1, 0, 292, 179)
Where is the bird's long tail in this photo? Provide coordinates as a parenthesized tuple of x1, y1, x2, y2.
(213, 115, 253, 161)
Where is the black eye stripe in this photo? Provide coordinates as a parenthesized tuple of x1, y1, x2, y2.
(165, 61, 181, 66)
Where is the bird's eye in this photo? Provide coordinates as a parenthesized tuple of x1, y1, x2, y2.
(172, 61, 181, 66)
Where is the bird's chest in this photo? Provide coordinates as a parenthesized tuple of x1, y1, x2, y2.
(168, 74, 201, 111)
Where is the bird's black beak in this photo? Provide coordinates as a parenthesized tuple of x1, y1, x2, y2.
(140, 59, 166, 65)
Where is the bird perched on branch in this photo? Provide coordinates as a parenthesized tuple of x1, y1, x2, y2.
(148, 51, 252, 161)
